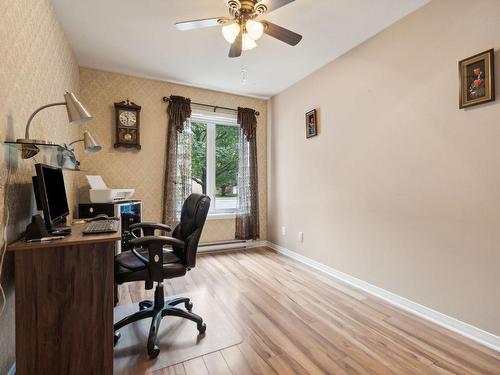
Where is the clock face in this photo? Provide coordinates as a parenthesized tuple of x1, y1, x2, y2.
(119, 110, 137, 127)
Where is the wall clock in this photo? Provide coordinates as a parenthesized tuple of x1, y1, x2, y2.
(114, 99, 141, 150)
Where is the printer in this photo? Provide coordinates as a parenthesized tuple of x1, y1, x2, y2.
(86, 175, 135, 203)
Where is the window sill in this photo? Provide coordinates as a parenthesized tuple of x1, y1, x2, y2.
(207, 212, 236, 220)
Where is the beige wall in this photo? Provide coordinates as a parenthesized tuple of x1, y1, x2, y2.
(269, 0, 500, 336)
(0, 0, 80, 372)
(79, 68, 267, 242)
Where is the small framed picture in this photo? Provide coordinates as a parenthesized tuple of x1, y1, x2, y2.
(459, 49, 495, 109)
(306, 109, 318, 138)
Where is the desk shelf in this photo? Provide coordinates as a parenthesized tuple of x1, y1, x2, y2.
(3, 140, 81, 170)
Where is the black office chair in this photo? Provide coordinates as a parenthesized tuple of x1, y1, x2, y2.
(113, 194, 211, 358)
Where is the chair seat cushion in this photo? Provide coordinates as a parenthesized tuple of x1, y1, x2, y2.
(115, 248, 180, 270)
(115, 248, 187, 284)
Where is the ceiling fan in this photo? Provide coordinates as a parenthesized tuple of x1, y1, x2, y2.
(175, 0, 302, 58)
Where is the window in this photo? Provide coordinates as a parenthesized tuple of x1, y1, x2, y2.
(190, 112, 240, 217)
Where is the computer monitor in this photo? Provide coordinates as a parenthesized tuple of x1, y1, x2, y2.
(34, 163, 70, 228)
(32, 175, 43, 211)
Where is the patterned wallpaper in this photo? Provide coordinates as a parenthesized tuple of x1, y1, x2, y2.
(0, 4, 268, 370)
(0, 0, 80, 372)
(79, 68, 268, 242)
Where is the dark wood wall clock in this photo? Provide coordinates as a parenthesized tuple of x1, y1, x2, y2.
(114, 99, 141, 150)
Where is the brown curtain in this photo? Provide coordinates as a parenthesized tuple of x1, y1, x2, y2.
(235, 107, 259, 240)
(162, 95, 192, 224)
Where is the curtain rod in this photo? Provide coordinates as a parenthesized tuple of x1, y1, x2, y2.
(162, 96, 260, 116)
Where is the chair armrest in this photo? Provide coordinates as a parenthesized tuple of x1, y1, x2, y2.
(130, 236, 185, 248)
(129, 236, 185, 282)
(130, 222, 172, 232)
(129, 222, 172, 238)
(130, 222, 172, 239)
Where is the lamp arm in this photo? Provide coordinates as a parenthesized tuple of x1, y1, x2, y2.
(25, 101, 66, 139)
(68, 139, 84, 147)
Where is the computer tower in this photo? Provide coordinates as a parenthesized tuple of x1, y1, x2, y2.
(78, 200, 142, 253)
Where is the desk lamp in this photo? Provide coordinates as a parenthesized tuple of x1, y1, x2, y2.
(68, 130, 102, 153)
(17, 92, 92, 158)
(59, 130, 102, 170)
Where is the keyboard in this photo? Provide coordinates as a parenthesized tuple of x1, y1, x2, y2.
(83, 220, 120, 234)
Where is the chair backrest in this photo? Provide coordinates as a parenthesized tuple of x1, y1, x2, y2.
(172, 194, 211, 268)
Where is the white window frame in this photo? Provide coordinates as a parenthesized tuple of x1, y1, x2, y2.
(190, 111, 239, 219)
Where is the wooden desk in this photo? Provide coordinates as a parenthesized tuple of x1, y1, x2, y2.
(8, 224, 120, 375)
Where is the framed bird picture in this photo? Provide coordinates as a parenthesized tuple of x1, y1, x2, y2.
(459, 49, 495, 109)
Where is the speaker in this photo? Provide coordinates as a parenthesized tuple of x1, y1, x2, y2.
(25, 214, 49, 241)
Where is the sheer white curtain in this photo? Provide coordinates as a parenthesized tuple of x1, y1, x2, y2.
(236, 133, 251, 216)
(174, 119, 193, 219)
(235, 108, 259, 240)
(162, 95, 192, 225)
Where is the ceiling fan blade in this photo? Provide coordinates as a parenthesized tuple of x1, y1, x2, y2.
(229, 31, 243, 58)
(175, 17, 230, 31)
(255, 0, 295, 14)
(262, 21, 302, 46)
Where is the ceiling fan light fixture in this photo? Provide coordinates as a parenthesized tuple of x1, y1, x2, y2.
(222, 23, 240, 43)
(246, 19, 264, 40)
(242, 33, 257, 51)
(176, 0, 302, 58)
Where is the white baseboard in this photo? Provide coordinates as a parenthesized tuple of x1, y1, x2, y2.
(247, 240, 268, 249)
(198, 240, 267, 253)
(264, 241, 500, 352)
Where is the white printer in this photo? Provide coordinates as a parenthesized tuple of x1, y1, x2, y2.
(86, 175, 135, 203)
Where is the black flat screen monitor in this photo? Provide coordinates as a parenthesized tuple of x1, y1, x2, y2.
(34, 163, 69, 227)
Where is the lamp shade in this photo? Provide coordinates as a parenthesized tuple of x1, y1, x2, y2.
(246, 20, 264, 41)
(83, 130, 102, 153)
(222, 23, 241, 43)
(64, 92, 93, 125)
(242, 33, 257, 51)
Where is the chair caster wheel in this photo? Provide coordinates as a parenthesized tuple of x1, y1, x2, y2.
(185, 301, 193, 311)
(197, 323, 206, 334)
(114, 332, 121, 346)
(148, 345, 160, 359)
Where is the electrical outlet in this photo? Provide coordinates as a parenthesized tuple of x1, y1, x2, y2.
(298, 232, 304, 242)
(281, 226, 286, 236)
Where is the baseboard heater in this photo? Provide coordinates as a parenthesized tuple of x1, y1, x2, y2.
(198, 239, 252, 252)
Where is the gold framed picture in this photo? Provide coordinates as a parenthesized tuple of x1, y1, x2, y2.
(459, 49, 495, 109)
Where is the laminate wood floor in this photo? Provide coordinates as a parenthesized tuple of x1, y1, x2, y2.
(117, 248, 500, 375)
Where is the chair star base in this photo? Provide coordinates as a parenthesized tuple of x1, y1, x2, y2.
(114, 285, 206, 358)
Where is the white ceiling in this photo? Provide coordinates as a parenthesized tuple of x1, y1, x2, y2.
(51, 0, 429, 98)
